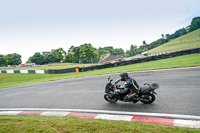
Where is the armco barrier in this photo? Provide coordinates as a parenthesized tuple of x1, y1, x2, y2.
(0, 70, 49, 74)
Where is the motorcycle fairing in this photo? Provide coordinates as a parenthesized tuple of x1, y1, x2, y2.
(139, 85, 150, 94)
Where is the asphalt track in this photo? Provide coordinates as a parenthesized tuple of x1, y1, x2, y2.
(0, 67, 200, 116)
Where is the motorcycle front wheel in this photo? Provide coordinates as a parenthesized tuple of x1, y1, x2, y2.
(104, 94, 118, 103)
(140, 93, 155, 104)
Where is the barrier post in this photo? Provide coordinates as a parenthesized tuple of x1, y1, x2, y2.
(75, 68, 79, 73)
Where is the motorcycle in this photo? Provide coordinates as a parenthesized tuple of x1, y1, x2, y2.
(104, 76, 159, 104)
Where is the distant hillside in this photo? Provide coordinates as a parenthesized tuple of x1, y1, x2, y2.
(147, 29, 200, 54)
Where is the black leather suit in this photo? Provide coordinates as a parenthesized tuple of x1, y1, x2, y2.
(116, 76, 139, 100)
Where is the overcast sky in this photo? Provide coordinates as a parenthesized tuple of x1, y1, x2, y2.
(0, 0, 200, 63)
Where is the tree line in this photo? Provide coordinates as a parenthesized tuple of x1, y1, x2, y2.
(0, 53, 22, 67)
(0, 16, 199, 66)
(27, 44, 124, 64)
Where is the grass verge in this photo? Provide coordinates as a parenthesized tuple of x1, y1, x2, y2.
(1, 63, 99, 70)
(0, 115, 199, 133)
(0, 53, 200, 89)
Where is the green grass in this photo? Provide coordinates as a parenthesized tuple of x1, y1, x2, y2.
(0, 115, 199, 133)
(148, 29, 200, 54)
(0, 53, 200, 89)
(1, 62, 99, 70)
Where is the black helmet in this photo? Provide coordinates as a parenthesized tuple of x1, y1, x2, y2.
(120, 72, 128, 81)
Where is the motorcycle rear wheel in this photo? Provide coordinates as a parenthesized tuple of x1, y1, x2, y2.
(140, 93, 155, 104)
(104, 94, 118, 103)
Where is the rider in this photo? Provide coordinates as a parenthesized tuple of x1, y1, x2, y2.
(115, 72, 140, 101)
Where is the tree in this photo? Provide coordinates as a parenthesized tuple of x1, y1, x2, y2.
(113, 48, 124, 56)
(143, 41, 147, 46)
(130, 45, 137, 56)
(143, 41, 148, 51)
(98, 47, 110, 55)
(181, 28, 187, 35)
(71, 46, 80, 63)
(165, 34, 171, 42)
(5, 53, 22, 65)
(124, 50, 130, 57)
(166, 34, 170, 38)
(43, 52, 57, 64)
(65, 50, 75, 63)
(0, 54, 7, 66)
(136, 48, 142, 54)
(27, 52, 45, 65)
(51, 48, 66, 62)
(104, 46, 114, 55)
(79, 43, 99, 63)
(188, 16, 200, 32)
(168, 28, 188, 39)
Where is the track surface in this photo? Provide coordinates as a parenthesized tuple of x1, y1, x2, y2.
(0, 67, 200, 116)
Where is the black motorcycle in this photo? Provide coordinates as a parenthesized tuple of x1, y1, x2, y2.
(104, 76, 159, 104)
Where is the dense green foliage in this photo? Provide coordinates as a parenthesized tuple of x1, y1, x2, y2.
(65, 45, 124, 63)
(68, 44, 99, 63)
(0, 54, 7, 66)
(0, 53, 22, 66)
(65, 44, 99, 63)
(188, 17, 200, 32)
(27, 48, 66, 65)
(27, 52, 45, 65)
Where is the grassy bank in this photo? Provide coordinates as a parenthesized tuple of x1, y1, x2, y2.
(0, 115, 199, 133)
(0, 53, 200, 89)
(148, 29, 200, 54)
